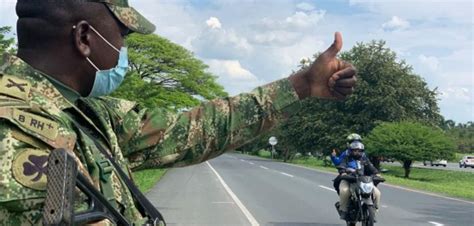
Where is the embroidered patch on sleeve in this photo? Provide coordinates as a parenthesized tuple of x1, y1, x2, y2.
(12, 148, 50, 191)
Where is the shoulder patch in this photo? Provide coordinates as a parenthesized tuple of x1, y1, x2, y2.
(12, 148, 50, 191)
(0, 74, 31, 101)
(12, 109, 59, 140)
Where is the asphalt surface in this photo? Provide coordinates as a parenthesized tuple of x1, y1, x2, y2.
(147, 153, 474, 226)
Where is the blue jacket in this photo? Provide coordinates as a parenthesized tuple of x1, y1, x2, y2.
(331, 149, 367, 166)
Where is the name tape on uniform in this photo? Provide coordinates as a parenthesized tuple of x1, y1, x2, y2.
(12, 109, 59, 140)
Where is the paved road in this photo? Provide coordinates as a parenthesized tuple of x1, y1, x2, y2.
(147, 153, 474, 226)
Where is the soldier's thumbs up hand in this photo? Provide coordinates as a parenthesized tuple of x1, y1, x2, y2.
(289, 32, 357, 100)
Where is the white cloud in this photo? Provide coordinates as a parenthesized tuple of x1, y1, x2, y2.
(382, 16, 410, 31)
(251, 30, 300, 45)
(206, 17, 222, 29)
(191, 27, 253, 59)
(286, 11, 326, 28)
(296, 2, 315, 11)
(207, 59, 256, 81)
(258, 10, 325, 30)
(440, 87, 471, 103)
(349, 0, 472, 24)
(206, 59, 265, 95)
(418, 54, 439, 71)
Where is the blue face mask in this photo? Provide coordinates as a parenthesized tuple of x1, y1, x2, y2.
(85, 26, 129, 97)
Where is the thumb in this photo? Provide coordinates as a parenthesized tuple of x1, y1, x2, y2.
(323, 32, 343, 58)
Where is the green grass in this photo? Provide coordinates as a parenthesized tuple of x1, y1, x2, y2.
(379, 165, 474, 200)
(257, 149, 272, 158)
(252, 154, 474, 201)
(132, 169, 167, 193)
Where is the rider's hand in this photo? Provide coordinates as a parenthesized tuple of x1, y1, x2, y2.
(289, 32, 357, 100)
(345, 168, 356, 174)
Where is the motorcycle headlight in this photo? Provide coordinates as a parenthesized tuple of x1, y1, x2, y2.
(360, 182, 374, 194)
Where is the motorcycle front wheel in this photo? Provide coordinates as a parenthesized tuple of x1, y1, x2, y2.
(362, 205, 376, 226)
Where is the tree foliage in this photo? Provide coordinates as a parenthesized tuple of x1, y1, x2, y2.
(0, 26, 15, 55)
(278, 40, 443, 155)
(112, 34, 227, 110)
(442, 121, 474, 153)
(365, 121, 455, 177)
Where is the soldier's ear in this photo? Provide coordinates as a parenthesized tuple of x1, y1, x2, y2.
(72, 21, 92, 58)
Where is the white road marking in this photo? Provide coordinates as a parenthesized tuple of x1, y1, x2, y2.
(259, 166, 269, 170)
(428, 221, 444, 226)
(318, 185, 336, 192)
(240, 159, 246, 162)
(280, 172, 294, 177)
(206, 161, 260, 226)
(381, 205, 388, 208)
(248, 162, 255, 165)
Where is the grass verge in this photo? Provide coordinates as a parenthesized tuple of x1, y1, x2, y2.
(254, 153, 474, 201)
(133, 169, 167, 193)
(379, 165, 474, 200)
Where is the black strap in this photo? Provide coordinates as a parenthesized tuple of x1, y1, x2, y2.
(71, 120, 165, 225)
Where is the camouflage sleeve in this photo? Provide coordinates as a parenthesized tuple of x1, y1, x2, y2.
(117, 78, 300, 169)
(0, 121, 47, 225)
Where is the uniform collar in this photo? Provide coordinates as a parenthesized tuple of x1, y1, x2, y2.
(42, 72, 81, 104)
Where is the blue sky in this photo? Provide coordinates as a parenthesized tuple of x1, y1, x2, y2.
(0, 0, 472, 123)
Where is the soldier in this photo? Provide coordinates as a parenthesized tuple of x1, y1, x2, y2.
(0, 0, 357, 224)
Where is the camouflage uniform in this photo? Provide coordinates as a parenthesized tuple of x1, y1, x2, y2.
(0, 0, 301, 225)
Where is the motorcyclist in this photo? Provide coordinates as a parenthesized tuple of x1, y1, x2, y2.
(331, 133, 364, 166)
(336, 141, 381, 220)
(331, 133, 366, 193)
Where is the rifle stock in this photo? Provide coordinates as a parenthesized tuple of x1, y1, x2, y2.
(43, 148, 133, 225)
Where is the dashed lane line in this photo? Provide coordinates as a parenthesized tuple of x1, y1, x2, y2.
(280, 172, 294, 177)
(318, 185, 336, 192)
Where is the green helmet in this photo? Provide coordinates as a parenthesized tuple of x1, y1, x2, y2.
(346, 133, 362, 142)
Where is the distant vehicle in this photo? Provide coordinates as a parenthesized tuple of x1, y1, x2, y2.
(380, 157, 395, 163)
(423, 160, 447, 167)
(459, 156, 474, 168)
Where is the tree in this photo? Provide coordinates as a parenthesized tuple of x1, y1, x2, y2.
(112, 34, 227, 110)
(444, 121, 474, 153)
(0, 26, 14, 53)
(278, 40, 443, 157)
(365, 121, 455, 178)
(0, 26, 15, 55)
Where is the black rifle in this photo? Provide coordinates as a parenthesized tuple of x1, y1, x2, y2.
(42, 148, 165, 226)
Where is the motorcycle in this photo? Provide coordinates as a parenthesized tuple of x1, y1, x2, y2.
(335, 161, 385, 226)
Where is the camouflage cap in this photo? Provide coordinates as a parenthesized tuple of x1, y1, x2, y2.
(92, 0, 156, 34)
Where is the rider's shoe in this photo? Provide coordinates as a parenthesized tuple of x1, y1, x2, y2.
(339, 211, 348, 220)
